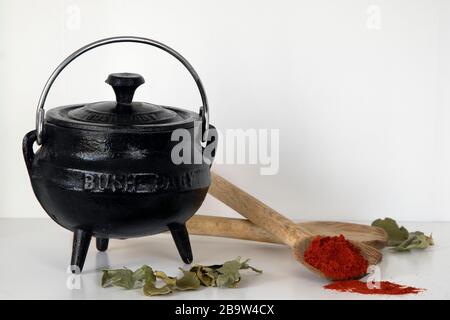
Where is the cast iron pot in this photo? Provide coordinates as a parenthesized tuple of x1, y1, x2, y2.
(22, 37, 217, 272)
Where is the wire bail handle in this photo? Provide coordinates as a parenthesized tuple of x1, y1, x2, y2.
(35, 36, 210, 145)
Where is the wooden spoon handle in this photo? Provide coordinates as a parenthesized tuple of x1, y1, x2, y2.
(209, 172, 309, 247)
(187, 215, 388, 249)
(187, 215, 282, 244)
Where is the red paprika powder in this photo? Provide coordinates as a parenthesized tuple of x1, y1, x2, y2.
(324, 280, 424, 295)
(304, 235, 368, 280)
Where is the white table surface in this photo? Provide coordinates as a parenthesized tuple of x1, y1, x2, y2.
(0, 218, 448, 300)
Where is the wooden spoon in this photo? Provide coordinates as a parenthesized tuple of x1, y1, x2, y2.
(208, 172, 382, 280)
(187, 215, 388, 249)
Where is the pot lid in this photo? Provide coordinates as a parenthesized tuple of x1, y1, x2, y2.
(64, 73, 186, 125)
(46, 72, 201, 131)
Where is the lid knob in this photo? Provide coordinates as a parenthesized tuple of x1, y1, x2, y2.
(105, 73, 145, 107)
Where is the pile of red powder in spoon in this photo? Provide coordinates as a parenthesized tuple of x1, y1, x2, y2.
(304, 235, 368, 280)
(304, 234, 424, 295)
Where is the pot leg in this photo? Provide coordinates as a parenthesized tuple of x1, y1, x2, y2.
(70, 229, 92, 273)
(96, 238, 109, 252)
(168, 223, 193, 264)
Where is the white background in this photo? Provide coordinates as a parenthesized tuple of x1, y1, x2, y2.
(1, 0, 449, 221)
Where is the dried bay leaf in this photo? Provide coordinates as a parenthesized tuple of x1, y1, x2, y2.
(372, 217, 434, 251)
(102, 265, 156, 289)
(393, 232, 434, 251)
(176, 269, 201, 290)
(132, 265, 156, 285)
(241, 258, 263, 273)
(190, 265, 217, 287)
(143, 281, 172, 296)
(213, 257, 262, 288)
(372, 217, 409, 246)
(101, 268, 135, 289)
(216, 258, 243, 288)
(154, 270, 177, 287)
(101, 257, 262, 296)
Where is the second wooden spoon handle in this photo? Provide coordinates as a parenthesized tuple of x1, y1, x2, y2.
(187, 215, 282, 244)
(209, 172, 309, 247)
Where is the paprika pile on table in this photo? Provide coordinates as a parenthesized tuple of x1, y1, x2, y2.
(324, 280, 424, 295)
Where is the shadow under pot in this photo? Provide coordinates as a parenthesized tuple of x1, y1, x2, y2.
(22, 37, 218, 273)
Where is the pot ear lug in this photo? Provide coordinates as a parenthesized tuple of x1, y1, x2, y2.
(168, 223, 193, 264)
(203, 125, 218, 167)
(70, 229, 92, 273)
(96, 237, 109, 252)
(22, 130, 37, 174)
